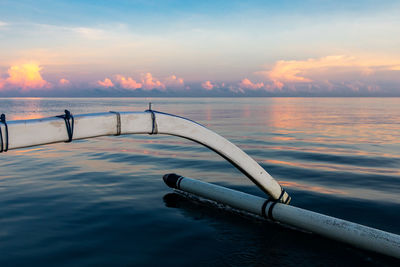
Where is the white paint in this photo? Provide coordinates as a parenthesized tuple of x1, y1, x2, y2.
(1, 111, 288, 202)
(176, 176, 400, 259)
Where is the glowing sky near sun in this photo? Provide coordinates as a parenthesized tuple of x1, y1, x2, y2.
(0, 0, 399, 96)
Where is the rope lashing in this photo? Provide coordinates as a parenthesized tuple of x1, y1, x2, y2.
(0, 114, 8, 152)
(56, 110, 74, 142)
(261, 189, 289, 220)
(109, 111, 121, 136)
(145, 103, 158, 135)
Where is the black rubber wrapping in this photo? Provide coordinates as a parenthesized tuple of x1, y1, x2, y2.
(268, 201, 278, 221)
(176, 176, 184, 189)
(263, 189, 287, 220)
(109, 111, 121, 136)
(0, 113, 8, 152)
(278, 189, 285, 202)
(56, 110, 74, 142)
(261, 199, 271, 218)
(163, 173, 182, 189)
(145, 104, 158, 135)
(284, 195, 291, 204)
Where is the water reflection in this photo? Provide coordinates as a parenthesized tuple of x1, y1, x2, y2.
(5, 98, 46, 120)
(1, 97, 400, 265)
(266, 98, 310, 131)
(279, 180, 346, 195)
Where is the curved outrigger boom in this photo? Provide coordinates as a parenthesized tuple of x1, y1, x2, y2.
(0, 109, 290, 204)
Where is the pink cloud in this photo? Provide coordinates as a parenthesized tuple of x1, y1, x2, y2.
(115, 74, 142, 90)
(59, 78, 70, 86)
(97, 78, 114, 88)
(201, 81, 214, 90)
(238, 78, 264, 90)
(255, 55, 400, 90)
(4, 63, 50, 91)
(142, 73, 165, 90)
(97, 73, 180, 91)
(164, 75, 184, 89)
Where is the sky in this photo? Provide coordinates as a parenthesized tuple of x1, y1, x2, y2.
(0, 0, 399, 96)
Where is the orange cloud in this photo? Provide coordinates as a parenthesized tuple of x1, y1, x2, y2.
(59, 78, 70, 86)
(164, 75, 184, 89)
(97, 78, 114, 88)
(256, 55, 400, 90)
(238, 78, 264, 90)
(5, 63, 50, 91)
(115, 74, 142, 90)
(201, 81, 214, 90)
(142, 73, 165, 90)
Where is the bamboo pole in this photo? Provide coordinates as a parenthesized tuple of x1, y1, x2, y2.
(163, 173, 400, 259)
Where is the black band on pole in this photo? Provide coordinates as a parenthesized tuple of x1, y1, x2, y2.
(145, 103, 158, 135)
(56, 110, 74, 142)
(278, 189, 286, 202)
(261, 199, 271, 218)
(0, 114, 8, 152)
(278, 188, 290, 204)
(109, 111, 121, 136)
(261, 189, 289, 220)
(176, 176, 184, 190)
(265, 189, 287, 220)
(267, 201, 278, 221)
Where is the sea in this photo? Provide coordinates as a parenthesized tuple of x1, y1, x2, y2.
(0, 97, 399, 266)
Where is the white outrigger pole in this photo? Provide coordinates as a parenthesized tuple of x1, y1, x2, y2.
(1, 109, 290, 203)
(163, 174, 400, 259)
(1, 109, 399, 259)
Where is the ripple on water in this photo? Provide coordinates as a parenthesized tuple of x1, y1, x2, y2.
(1, 97, 400, 265)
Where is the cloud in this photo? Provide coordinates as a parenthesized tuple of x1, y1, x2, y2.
(164, 75, 184, 89)
(115, 75, 142, 90)
(0, 21, 8, 27)
(59, 78, 70, 86)
(97, 78, 114, 88)
(238, 78, 264, 90)
(258, 55, 355, 85)
(4, 63, 50, 91)
(255, 55, 400, 91)
(201, 81, 214, 90)
(97, 73, 183, 91)
(142, 73, 165, 90)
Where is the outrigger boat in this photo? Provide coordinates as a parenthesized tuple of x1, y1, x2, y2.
(0, 107, 399, 259)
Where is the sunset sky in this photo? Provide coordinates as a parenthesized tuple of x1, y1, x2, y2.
(0, 0, 399, 96)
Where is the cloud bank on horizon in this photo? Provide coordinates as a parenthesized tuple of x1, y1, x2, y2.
(1, 56, 400, 96)
(0, 0, 399, 96)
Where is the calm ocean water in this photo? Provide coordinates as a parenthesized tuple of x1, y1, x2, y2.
(0, 97, 399, 266)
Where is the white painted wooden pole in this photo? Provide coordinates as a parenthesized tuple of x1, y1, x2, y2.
(0, 110, 289, 203)
(163, 174, 400, 259)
